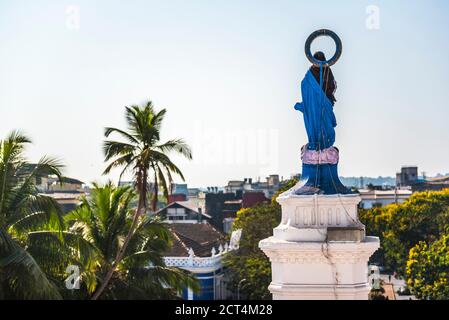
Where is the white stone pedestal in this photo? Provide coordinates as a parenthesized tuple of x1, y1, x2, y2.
(259, 187, 380, 300)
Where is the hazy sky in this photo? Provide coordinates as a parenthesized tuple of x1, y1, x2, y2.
(1, 0, 449, 188)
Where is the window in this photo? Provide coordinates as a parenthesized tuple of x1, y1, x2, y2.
(167, 207, 186, 218)
(176, 208, 186, 214)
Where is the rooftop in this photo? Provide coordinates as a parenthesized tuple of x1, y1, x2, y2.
(227, 180, 244, 187)
(425, 175, 449, 183)
(166, 222, 225, 257)
(58, 177, 85, 185)
(157, 200, 211, 218)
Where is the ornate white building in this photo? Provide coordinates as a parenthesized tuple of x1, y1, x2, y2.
(163, 222, 241, 300)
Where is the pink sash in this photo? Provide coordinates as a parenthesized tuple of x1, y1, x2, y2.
(301, 145, 339, 165)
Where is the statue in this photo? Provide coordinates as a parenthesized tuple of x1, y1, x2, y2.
(259, 30, 380, 301)
(293, 29, 352, 195)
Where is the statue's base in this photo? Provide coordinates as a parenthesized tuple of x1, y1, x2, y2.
(258, 190, 380, 300)
(259, 236, 380, 300)
(273, 191, 363, 242)
(268, 283, 373, 300)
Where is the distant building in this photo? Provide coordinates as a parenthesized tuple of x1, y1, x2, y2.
(35, 175, 58, 193)
(205, 192, 239, 231)
(207, 177, 277, 231)
(168, 193, 187, 204)
(171, 183, 189, 197)
(157, 201, 211, 222)
(205, 189, 268, 233)
(225, 181, 244, 194)
(48, 177, 84, 192)
(188, 188, 201, 197)
(225, 175, 280, 200)
(395, 166, 449, 192)
(249, 175, 280, 198)
(359, 189, 412, 209)
(164, 222, 238, 300)
(242, 191, 269, 208)
(396, 166, 418, 187)
(45, 192, 84, 213)
(187, 189, 206, 214)
(37, 176, 86, 213)
(412, 175, 449, 192)
(339, 176, 396, 189)
(118, 181, 135, 187)
(223, 217, 235, 234)
(267, 174, 280, 186)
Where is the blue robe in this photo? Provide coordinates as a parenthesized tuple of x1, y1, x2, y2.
(294, 70, 337, 150)
(292, 69, 352, 195)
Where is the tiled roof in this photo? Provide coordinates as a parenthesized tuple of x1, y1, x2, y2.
(166, 222, 225, 257)
(60, 177, 84, 185)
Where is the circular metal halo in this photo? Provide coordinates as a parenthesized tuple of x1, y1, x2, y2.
(305, 29, 342, 67)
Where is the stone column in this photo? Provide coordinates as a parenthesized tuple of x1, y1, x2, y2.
(259, 190, 380, 300)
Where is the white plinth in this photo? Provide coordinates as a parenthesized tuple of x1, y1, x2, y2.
(259, 187, 380, 300)
(274, 190, 363, 242)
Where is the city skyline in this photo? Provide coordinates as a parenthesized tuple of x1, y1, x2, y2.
(1, 0, 449, 187)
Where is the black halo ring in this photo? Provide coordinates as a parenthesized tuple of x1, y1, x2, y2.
(305, 29, 342, 67)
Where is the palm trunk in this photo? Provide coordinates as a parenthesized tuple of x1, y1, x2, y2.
(152, 169, 158, 213)
(91, 168, 148, 300)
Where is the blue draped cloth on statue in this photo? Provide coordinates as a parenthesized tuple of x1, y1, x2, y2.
(294, 69, 337, 151)
(293, 68, 352, 195)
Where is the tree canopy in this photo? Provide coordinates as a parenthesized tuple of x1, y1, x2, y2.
(407, 233, 449, 300)
(360, 189, 449, 276)
(0, 131, 65, 299)
(226, 184, 449, 300)
(60, 183, 198, 299)
(96, 101, 192, 299)
(223, 179, 297, 299)
(0, 129, 196, 300)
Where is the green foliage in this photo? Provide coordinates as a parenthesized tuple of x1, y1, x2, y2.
(0, 130, 196, 299)
(103, 101, 192, 212)
(359, 207, 389, 267)
(270, 178, 298, 205)
(223, 204, 280, 299)
(406, 234, 449, 300)
(0, 131, 65, 299)
(223, 179, 297, 300)
(98, 101, 193, 298)
(57, 182, 199, 299)
(359, 189, 449, 276)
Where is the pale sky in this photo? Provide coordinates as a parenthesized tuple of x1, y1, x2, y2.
(1, 0, 449, 188)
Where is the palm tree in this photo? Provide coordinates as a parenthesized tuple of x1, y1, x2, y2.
(0, 130, 65, 299)
(103, 101, 192, 212)
(63, 182, 198, 299)
(94, 101, 192, 299)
